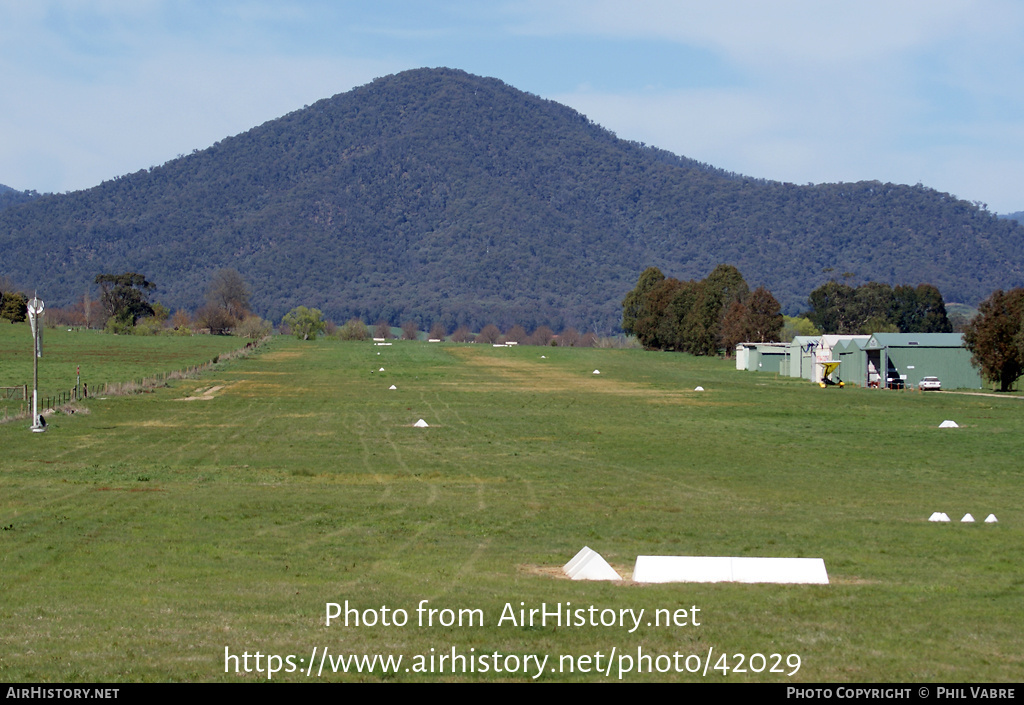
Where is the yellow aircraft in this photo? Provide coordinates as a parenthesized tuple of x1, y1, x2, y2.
(819, 361, 844, 388)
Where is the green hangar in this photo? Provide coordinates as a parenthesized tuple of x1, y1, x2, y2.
(738, 333, 983, 390)
(832, 333, 982, 390)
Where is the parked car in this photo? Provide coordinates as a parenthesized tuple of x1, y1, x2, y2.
(919, 376, 942, 391)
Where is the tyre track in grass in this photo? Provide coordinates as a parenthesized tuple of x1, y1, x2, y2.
(340, 410, 394, 503)
(380, 412, 440, 506)
(252, 343, 529, 587)
(423, 389, 468, 427)
(410, 391, 488, 511)
(345, 361, 511, 588)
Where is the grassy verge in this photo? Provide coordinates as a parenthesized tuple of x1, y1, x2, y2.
(1, 338, 1021, 682)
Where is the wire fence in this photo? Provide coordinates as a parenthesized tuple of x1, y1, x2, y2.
(0, 335, 271, 425)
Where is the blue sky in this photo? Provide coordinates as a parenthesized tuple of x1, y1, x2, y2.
(2, 0, 1023, 213)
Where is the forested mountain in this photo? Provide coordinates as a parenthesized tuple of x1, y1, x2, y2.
(2, 67, 1023, 332)
(999, 211, 1024, 225)
(0, 184, 42, 212)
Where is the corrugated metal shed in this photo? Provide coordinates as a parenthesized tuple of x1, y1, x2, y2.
(739, 332, 983, 389)
(736, 343, 790, 373)
(812, 335, 870, 382)
(786, 336, 819, 379)
(862, 333, 981, 389)
(834, 338, 869, 387)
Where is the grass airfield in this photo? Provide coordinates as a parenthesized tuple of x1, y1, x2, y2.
(1, 333, 1022, 682)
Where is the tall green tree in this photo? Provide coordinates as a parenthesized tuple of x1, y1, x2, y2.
(962, 289, 1024, 392)
(893, 284, 952, 333)
(682, 264, 749, 355)
(852, 282, 895, 333)
(621, 266, 665, 337)
(810, 280, 953, 334)
(638, 277, 689, 350)
(622, 264, 759, 354)
(661, 279, 700, 351)
(807, 280, 857, 334)
(0, 291, 27, 323)
(744, 286, 784, 342)
(95, 273, 155, 328)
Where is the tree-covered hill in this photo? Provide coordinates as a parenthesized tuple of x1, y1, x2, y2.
(0, 184, 42, 212)
(2, 67, 1022, 332)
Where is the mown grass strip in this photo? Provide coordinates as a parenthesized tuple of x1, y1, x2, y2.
(1, 338, 1021, 682)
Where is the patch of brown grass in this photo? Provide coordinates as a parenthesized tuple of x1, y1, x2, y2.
(261, 350, 304, 361)
(445, 348, 699, 403)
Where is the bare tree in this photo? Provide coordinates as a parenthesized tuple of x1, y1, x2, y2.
(505, 324, 527, 343)
(528, 325, 554, 346)
(451, 325, 473, 342)
(428, 321, 447, 340)
(401, 320, 419, 340)
(170, 309, 192, 331)
(558, 327, 581, 347)
(195, 303, 235, 335)
(476, 324, 502, 344)
(206, 269, 250, 321)
(75, 290, 94, 328)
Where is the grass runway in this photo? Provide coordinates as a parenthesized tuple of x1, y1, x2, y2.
(1, 333, 1022, 681)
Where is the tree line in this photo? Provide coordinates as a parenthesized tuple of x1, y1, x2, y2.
(621, 264, 783, 354)
(805, 280, 952, 334)
(619, 266, 955, 351)
(10, 263, 1024, 391)
(0, 269, 272, 340)
(5, 268, 624, 349)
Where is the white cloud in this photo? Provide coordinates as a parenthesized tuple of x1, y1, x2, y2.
(510, 0, 986, 65)
(530, 0, 1024, 211)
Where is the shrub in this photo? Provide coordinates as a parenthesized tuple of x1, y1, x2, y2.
(133, 317, 164, 336)
(339, 318, 370, 341)
(104, 312, 135, 335)
(235, 315, 273, 339)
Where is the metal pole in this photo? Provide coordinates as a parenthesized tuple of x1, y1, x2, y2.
(32, 339, 38, 425)
(28, 296, 45, 433)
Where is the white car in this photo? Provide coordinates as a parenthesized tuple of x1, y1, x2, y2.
(919, 376, 942, 391)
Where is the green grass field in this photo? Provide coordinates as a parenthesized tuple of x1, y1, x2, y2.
(0, 323, 254, 417)
(1, 335, 1022, 682)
